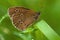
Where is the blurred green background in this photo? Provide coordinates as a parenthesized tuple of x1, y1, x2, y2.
(0, 0, 60, 40)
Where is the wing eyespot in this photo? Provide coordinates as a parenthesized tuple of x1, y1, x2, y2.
(15, 9, 19, 12)
(20, 13, 24, 16)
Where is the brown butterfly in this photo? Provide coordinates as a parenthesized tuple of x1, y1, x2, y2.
(8, 7, 40, 30)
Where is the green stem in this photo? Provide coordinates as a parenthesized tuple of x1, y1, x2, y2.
(0, 14, 8, 23)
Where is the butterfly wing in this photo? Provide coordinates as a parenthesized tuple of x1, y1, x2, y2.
(9, 7, 40, 30)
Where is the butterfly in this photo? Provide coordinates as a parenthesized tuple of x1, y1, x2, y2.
(8, 7, 40, 30)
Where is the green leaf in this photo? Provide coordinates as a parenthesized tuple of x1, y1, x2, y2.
(35, 20, 60, 40)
